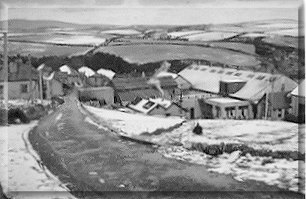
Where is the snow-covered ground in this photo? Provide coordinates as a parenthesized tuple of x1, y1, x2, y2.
(167, 30, 206, 38)
(100, 29, 141, 35)
(0, 99, 51, 109)
(84, 105, 184, 136)
(182, 32, 238, 41)
(45, 35, 106, 46)
(158, 145, 303, 193)
(151, 119, 304, 193)
(150, 119, 303, 152)
(265, 29, 299, 37)
(83, 105, 304, 193)
(0, 122, 74, 199)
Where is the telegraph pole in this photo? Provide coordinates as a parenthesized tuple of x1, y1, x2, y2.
(28, 54, 33, 103)
(1, 9, 8, 124)
(3, 31, 8, 123)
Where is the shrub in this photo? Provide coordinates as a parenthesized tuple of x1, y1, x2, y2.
(8, 108, 30, 124)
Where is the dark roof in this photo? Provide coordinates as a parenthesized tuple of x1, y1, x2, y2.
(112, 76, 177, 91)
(117, 88, 162, 102)
(0, 64, 38, 82)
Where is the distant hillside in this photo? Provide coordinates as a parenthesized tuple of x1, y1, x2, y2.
(0, 19, 119, 32)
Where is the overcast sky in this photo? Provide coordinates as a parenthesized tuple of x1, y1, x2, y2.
(1, 0, 302, 25)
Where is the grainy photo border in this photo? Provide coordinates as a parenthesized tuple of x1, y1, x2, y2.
(0, 1, 305, 198)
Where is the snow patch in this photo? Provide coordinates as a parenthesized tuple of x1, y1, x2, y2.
(55, 113, 63, 122)
(84, 105, 184, 136)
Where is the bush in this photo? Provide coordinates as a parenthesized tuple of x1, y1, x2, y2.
(8, 108, 30, 124)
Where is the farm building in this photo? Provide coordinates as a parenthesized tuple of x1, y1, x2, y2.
(289, 79, 305, 123)
(177, 64, 298, 120)
(0, 61, 39, 100)
(128, 97, 187, 117)
(112, 76, 179, 106)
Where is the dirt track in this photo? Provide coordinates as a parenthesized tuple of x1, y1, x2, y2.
(28, 92, 304, 198)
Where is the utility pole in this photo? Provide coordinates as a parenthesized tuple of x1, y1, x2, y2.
(37, 64, 45, 104)
(28, 54, 33, 103)
(3, 31, 8, 124)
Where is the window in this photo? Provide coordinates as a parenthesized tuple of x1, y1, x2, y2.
(0, 85, 3, 95)
(143, 101, 155, 109)
(247, 74, 255, 78)
(256, 75, 266, 80)
(20, 84, 28, 93)
(131, 96, 142, 105)
(234, 73, 242, 76)
(210, 69, 216, 73)
(218, 70, 224, 74)
(225, 71, 233, 75)
(278, 109, 283, 118)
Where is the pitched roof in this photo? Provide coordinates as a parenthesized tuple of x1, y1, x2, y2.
(78, 66, 95, 77)
(117, 88, 162, 102)
(112, 76, 177, 91)
(128, 98, 185, 114)
(179, 64, 297, 102)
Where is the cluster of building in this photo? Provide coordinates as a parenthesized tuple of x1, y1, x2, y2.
(0, 60, 304, 123)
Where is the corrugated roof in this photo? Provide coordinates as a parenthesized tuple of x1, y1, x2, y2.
(179, 64, 297, 102)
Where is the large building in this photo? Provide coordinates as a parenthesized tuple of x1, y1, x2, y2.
(0, 61, 39, 100)
(176, 64, 298, 120)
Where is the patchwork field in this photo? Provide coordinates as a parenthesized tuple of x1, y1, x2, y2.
(0, 41, 92, 57)
(7, 34, 107, 46)
(95, 44, 260, 66)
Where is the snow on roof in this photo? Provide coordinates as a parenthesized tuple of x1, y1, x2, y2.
(156, 71, 178, 79)
(179, 64, 298, 102)
(150, 98, 172, 109)
(96, 68, 116, 80)
(78, 66, 95, 77)
(206, 97, 246, 104)
(129, 98, 174, 114)
(291, 79, 305, 97)
(59, 65, 72, 75)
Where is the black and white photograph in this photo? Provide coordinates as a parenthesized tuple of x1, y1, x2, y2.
(0, 0, 305, 198)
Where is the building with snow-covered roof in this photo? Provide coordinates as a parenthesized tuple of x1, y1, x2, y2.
(177, 64, 298, 120)
(128, 97, 187, 117)
(96, 68, 116, 80)
(78, 66, 95, 77)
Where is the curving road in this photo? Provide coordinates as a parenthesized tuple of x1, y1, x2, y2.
(29, 92, 303, 198)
